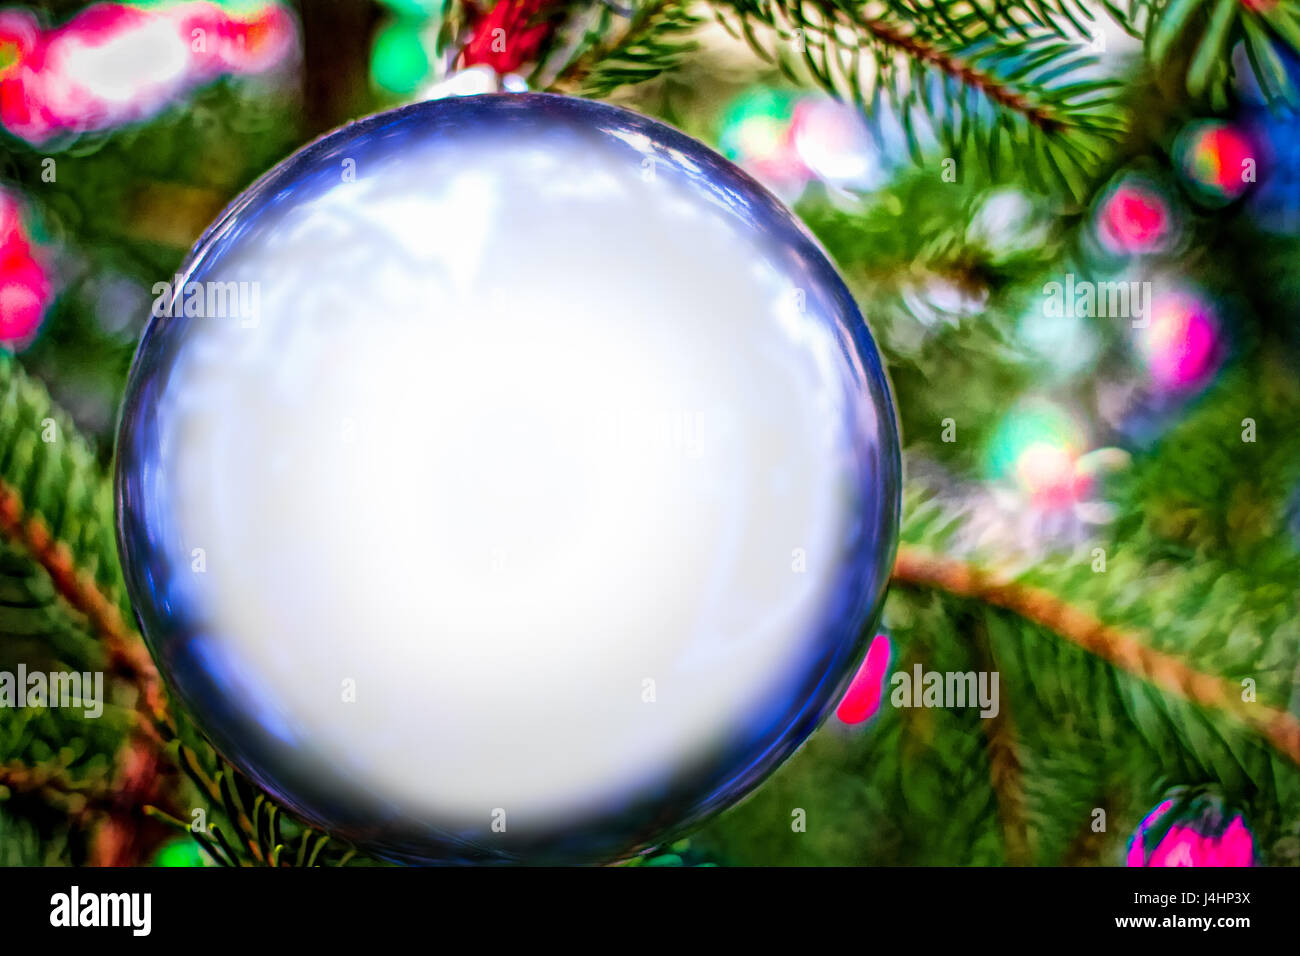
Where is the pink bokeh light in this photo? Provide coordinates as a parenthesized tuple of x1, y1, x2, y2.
(1127, 798, 1256, 867)
(1137, 290, 1221, 392)
(835, 633, 892, 725)
(1096, 180, 1175, 256)
(0, 189, 53, 346)
(0, 2, 295, 144)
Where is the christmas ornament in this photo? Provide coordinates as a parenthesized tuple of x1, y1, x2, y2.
(116, 93, 901, 864)
(1127, 791, 1256, 867)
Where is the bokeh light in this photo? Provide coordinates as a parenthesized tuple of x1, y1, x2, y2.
(1135, 288, 1221, 392)
(967, 188, 1051, 261)
(1017, 302, 1099, 378)
(0, 1, 295, 144)
(151, 837, 212, 867)
(1175, 120, 1256, 205)
(789, 96, 880, 190)
(718, 88, 808, 194)
(835, 633, 891, 725)
(1094, 175, 1178, 257)
(985, 403, 1092, 509)
(371, 17, 429, 95)
(1127, 796, 1255, 867)
(0, 189, 53, 347)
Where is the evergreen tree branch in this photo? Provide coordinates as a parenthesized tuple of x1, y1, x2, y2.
(0, 758, 113, 818)
(176, 744, 267, 865)
(891, 0, 1113, 41)
(88, 731, 180, 867)
(971, 614, 1031, 864)
(1060, 792, 1114, 865)
(546, 0, 701, 95)
(714, 1, 1126, 197)
(1120, 0, 1300, 102)
(0, 478, 172, 735)
(170, 743, 358, 866)
(857, 14, 1069, 132)
(890, 546, 1300, 765)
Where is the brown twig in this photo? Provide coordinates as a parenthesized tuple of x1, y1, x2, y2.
(709, 3, 1068, 134)
(890, 545, 1300, 766)
(857, 17, 1065, 133)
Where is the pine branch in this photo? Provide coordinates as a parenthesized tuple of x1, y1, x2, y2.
(713, 1, 1126, 198)
(88, 731, 180, 867)
(889, 0, 1111, 41)
(0, 751, 175, 865)
(0, 479, 171, 734)
(0, 357, 170, 729)
(166, 742, 359, 867)
(890, 546, 1300, 765)
(1119, 0, 1300, 102)
(546, 0, 701, 95)
(1060, 792, 1116, 865)
(0, 758, 114, 819)
(971, 614, 1032, 864)
(175, 744, 267, 865)
(859, 14, 1069, 132)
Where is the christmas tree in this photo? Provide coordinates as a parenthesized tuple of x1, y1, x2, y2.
(0, 0, 1298, 867)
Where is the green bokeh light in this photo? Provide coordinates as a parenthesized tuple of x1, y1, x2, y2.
(371, 20, 431, 97)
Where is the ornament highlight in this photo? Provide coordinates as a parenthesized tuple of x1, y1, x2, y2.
(116, 93, 901, 864)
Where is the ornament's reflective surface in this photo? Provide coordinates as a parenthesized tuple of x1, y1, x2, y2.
(116, 93, 900, 864)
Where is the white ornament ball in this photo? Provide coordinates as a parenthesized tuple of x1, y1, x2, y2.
(116, 93, 900, 864)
